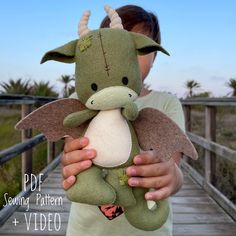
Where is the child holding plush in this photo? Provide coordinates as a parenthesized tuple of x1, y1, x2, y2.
(62, 5, 186, 236)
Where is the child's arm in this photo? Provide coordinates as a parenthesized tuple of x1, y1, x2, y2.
(126, 151, 184, 200)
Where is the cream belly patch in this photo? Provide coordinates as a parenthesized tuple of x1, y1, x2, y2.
(84, 109, 132, 167)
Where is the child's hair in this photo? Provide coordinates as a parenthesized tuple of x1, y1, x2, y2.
(100, 5, 161, 45)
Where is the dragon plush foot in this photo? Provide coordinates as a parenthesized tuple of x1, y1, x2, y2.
(124, 188, 169, 231)
(66, 165, 116, 205)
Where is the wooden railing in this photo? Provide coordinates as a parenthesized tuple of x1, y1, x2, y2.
(181, 97, 236, 221)
(0, 94, 60, 225)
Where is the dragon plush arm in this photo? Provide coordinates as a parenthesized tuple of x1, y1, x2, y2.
(63, 109, 98, 128)
(122, 102, 139, 121)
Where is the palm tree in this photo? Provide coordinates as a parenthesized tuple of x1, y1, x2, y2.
(184, 80, 201, 98)
(57, 75, 74, 97)
(226, 78, 236, 97)
(0, 78, 31, 95)
(31, 81, 58, 97)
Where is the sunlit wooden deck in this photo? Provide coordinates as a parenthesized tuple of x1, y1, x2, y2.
(0, 165, 235, 236)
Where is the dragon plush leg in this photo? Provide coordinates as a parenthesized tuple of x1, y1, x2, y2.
(66, 165, 116, 205)
(124, 187, 169, 231)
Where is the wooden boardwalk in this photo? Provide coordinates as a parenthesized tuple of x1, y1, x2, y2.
(0, 165, 235, 236)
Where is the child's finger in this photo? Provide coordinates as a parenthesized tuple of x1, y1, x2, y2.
(62, 176, 76, 190)
(145, 187, 171, 201)
(61, 149, 96, 166)
(62, 160, 92, 179)
(133, 150, 162, 165)
(128, 176, 170, 189)
(64, 137, 89, 153)
(126, 162, 168, 177)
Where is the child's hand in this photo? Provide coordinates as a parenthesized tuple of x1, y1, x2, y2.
(126, 151, 183, 201)
(61, 137, 96, 190)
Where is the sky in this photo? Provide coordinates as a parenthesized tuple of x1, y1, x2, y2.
(0, 0, 235, 98)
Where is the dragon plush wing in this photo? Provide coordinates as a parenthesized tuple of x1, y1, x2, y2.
(15, 98, 87, 141)
(132, 108, 198, 160)
(16, 99, 197, 160)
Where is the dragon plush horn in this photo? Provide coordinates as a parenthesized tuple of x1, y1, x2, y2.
(78, 10, 91, 37)
(104, 5, 123, 29)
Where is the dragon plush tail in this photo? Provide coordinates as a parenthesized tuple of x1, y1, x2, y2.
(124, 188, 169, 231)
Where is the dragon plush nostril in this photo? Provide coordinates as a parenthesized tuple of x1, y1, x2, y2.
(91, 100, 94, 105)
(128, 94, 132, 97)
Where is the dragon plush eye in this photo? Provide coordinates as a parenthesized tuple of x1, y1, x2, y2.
(122, 77, 129, 85)
(91, 83, 98, 91)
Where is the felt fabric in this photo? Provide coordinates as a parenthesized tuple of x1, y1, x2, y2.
(83, 109, 132, 168)
(15, 98, 86, 141)
(16, 97, 197, 161)
(41, 29, 168, 106)
(125, 187, 169, 231)
(130, 32, 170, 56)
(85, 86, 138, 110)
(121, 101, 139, 121)
(132, 108, 198, 161)
(63, 109, 98, 127)
(41, 40, 78, 64)
(66, 165, 116, 205)
(74, 29, 143, 105)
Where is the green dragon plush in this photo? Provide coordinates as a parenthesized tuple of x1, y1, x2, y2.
(16, 5, 198, 231)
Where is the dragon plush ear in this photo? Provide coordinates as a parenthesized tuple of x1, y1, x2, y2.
(40, 39, 78, 64)
(130, 32, 170, 56)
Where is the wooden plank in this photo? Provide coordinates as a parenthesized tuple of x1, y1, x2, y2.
(0, 134, 46, 165)
(47, 141, 55, 164)
(181, 159, 204, 186)
(204, 182, 236, 221)
(181, 160, 236, 221)
(0, 94, 56, 105)
(187, 132, 236, 164)
(174, 189, 207, 197)
(183, 105, 191, 132)
(21, 104, 33, 190)
(173, 213, 233, 224)
(172, 196, 215, 204)
(180, 97, 236, 106)
(205, 106, 216, 184)
(173, 203, 225, 214)
(173, 223, 236, 236)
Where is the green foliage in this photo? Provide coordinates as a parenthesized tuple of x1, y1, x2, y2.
(226, 78, 236, 97)
(222, 130, 233, 138)
(184, 80, 201, 98)
(68, 86, 75, 96)
(192, 91, 211, 98)
(215, 158, 236, 203)
(230, 141, 236, 150)
(0, 78, 58, 97)
(31, 81, 58, 97)
(0, 78, 31, 95)
(0, 111, 22, 208)
(57, 75, 75, 97)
